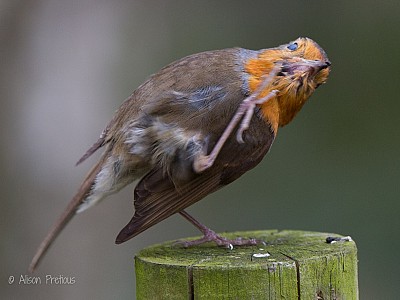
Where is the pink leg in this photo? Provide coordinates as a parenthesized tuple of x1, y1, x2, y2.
(178, 210, 264, 249)
(193, 65, 281, 173)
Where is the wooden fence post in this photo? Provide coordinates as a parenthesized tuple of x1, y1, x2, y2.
(135, 230, 358, 299)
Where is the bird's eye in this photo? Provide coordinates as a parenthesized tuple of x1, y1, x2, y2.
(287, 42, 298, 51)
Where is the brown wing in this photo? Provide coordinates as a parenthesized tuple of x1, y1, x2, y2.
(116, 112, 275, 244)
(116, 166, 221, 243)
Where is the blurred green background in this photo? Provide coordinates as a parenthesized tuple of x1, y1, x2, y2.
(2, 1, 399, 299)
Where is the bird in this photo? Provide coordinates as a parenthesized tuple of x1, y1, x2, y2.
(29, 37, 330, 272)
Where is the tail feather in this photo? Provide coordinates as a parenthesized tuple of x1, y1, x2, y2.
(75, 136, 106, 166)
(28, 160, 103, 273)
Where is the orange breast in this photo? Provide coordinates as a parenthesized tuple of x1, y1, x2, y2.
(244, 52, 281, 134)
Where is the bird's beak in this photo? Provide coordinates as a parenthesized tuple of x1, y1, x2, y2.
(281, 58, 331, 76)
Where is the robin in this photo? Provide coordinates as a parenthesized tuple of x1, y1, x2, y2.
(29, 37, 330, 272)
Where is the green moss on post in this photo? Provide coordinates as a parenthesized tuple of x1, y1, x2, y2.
(135, 230, 358, 299)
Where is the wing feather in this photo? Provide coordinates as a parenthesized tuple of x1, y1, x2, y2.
(115, 116, 275, 244)
(115, 166, 222, 243)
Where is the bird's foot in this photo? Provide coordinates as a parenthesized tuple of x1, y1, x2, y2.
(177, 227, 264, 249)
(177, 210, 265, 249)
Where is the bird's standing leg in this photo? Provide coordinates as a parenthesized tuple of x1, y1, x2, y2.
(193, 65, 281, 173)
(178, 210, 263, 248)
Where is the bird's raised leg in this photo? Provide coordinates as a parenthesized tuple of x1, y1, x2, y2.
(193, 65, 281, 173)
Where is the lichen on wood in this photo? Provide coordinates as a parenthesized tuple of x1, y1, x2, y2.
(135, 230, 358, 299)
